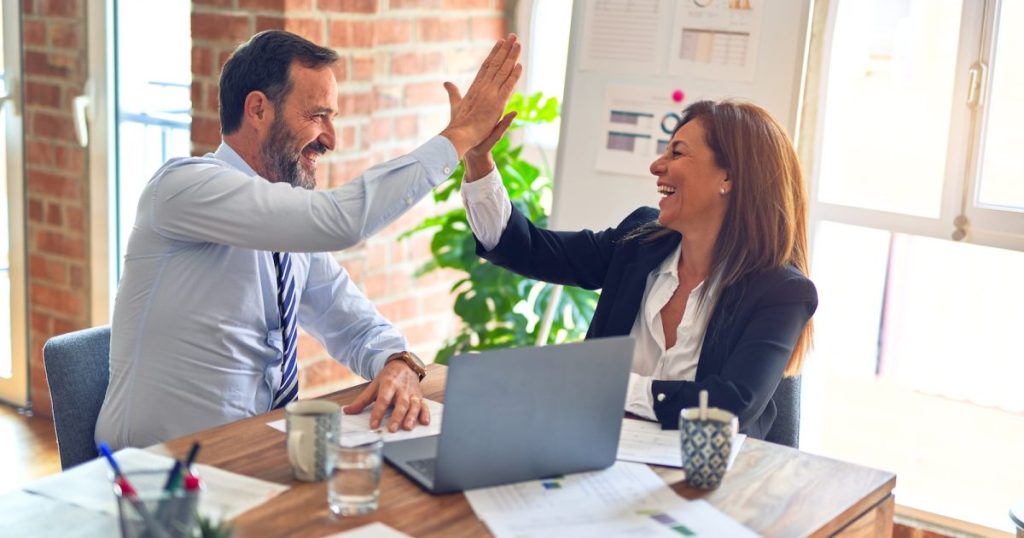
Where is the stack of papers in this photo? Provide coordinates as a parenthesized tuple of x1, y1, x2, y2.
(465, 461, 757, 537)
(23, 447, 288, 522)
(617, 418, 746, 469)
(267, 399, 444, 447)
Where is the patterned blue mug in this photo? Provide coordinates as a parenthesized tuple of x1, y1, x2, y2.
(679, 407, 738, 489)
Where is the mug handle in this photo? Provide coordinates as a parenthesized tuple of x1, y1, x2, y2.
(287, 429, 312, 477)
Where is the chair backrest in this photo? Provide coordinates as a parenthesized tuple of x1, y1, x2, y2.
(764, 375, 801, 448)
(43, 326, 111, 470)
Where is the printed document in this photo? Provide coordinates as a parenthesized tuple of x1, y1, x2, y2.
(464, 461, 757, 537)
(23, 447, 287, 521)
(267, 398, 444, 447)
(617, 418, 746, 469)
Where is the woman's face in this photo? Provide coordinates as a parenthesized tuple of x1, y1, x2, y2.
(650, 119, 730, 234)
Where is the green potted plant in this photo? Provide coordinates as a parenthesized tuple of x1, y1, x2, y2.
(402, 92, 599, 364)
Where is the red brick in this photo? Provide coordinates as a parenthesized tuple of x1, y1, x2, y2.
(366, 241, 389, 266)
(378, 296, 418, 321)
(329, 156, 371, 185)
(31, 284, 83, 315)
(24, 20, 46, 46)
(31, 312, 51, 333)
(46, 202, 63, 225)
(28, 170, 80, 199)
(69, 265, 84, 288)
(391, 51, 443, 75)
(395, 114, 417, 138)
(330, 61, 348, 82)
(192, 46, 214, 77)
(284, 17, 325, 43)
(256, 15, 285, 32)
(192, 116, 223, 147)
(49, 21, 81, 48)
(418, 18, 467, 42)
(25, 81, 61, 108)
(390, 0, 442, 8)
(34, 230, 85, 259)
(218, 50, 234, 71)
(239, 0, 284, 9)
(404, 81, 446, 107)
(352, 55, 374, 81)
(65, 206, 84, 231)
(31, 111, 77, 143)
(191, 12, 252, 44)
(329, 20, 373, 48)
(54, 145, 86, 176)
(443, 0, 489, 8)
(29, 254, 68, 285)
(336, 125, 358, 150)
(207, 86, 221, 113)
(470, 15, 504, 40)
(52, 318, 80, 338)
(27, 141, 56, 166)
(375, 19, 412, 45)
(23, 0, 34, 15)
(28, 199, 44, 222)
(24, 50, 73, 78)
(40, 0, 80, 17)
(337, 91, 374, 115)
(317, 0, 377, 12)
(298, 357, 357, 394)
(370, 117, 392, 141)
(420, 288, 456, 315)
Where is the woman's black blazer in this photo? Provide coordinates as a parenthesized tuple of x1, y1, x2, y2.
(476, 205, 818, 439)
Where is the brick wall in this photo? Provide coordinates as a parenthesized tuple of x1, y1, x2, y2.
(190, 0, 507, 396)
(23, 0, 90, 417)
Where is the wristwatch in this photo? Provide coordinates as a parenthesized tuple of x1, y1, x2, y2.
(386, 351, 427, 381)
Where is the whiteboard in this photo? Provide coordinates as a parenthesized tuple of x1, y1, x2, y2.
(551, 0, 812, 231)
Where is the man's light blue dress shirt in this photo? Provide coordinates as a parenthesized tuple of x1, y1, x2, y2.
(95, 137, 457, 449)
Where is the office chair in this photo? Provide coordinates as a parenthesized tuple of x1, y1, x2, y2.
(764, 376, 801, 448)
(42, 325, 111, 470)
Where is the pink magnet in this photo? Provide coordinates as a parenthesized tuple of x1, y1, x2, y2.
(671, 89, 685, 103)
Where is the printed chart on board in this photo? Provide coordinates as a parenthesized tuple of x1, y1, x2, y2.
(595, 84, 709, 177)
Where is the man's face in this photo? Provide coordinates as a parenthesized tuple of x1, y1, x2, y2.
(259, 64, 338, 189)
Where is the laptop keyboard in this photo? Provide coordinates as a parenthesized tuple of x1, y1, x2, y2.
(407, 457, 437, 483)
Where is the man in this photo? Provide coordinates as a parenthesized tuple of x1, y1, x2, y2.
(95, 30, 521, 449)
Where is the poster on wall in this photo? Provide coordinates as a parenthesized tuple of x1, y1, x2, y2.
(594, 84, 706, 177)
(667, 0, 764, 82)
(579, 0, 667, 74)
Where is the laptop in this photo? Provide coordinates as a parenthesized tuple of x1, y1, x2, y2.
(383, 336, 635, 494)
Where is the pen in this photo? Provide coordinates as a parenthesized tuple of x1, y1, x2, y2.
(98, 443, 172, 538)
(183, 441, 202, 472)
(162, 460, 183, 492)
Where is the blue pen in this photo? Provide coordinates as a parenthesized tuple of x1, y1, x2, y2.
(98, 443, 172, 538)
(183, 441, 202, 473)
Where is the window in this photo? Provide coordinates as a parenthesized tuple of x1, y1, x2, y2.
(1, 0, 27, 406)
(802, 0, 1024, 532)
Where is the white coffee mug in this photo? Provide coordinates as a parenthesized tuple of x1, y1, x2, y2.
(285, 400, 341, 482)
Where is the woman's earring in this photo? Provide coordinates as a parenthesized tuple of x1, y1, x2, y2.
(719, 187, 727, 196)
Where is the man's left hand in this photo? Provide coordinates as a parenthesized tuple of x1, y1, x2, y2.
(343, 359, 430, 432)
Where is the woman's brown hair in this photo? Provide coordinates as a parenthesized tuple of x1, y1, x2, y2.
(633, 100, 813, 375)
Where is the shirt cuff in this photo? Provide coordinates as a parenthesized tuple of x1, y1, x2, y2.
(461, 167, 510, 251)
(410, 136, 460, 187)
(625, 372, 656, 420)
(367, 349, 405, 380)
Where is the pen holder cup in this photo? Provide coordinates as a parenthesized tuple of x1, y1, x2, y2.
(113, 470, 201, 538)
(679, 407, 738, 490)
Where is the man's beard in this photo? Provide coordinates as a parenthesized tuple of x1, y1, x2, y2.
(259, 116, 325, 190)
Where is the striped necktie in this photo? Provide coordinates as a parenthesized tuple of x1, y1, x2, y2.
(272, 252, 299, 409)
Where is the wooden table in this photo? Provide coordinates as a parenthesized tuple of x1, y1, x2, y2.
(150, 364, 895, 537)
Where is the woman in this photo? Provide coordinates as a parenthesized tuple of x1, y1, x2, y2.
(459, 100, 816, 440)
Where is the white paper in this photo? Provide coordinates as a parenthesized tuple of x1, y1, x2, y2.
(579, 0, 666, 74)
(324, 522, 413, 538)
(617, 418, 746, 471)
(464, 461, 756, 537)
(668, 0, 764, 81)
(22, 447, 287, 522)
(267, 399, 444, 447)
(595, 84, 709, 177)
